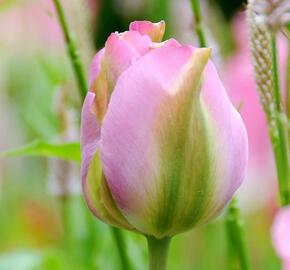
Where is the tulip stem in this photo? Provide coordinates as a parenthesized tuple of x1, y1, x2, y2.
(286, 42, 290, 129)
(147, 236, 171, 270)
(271, 35, 290, 206)
(226, 198, 251, 270)
(286, 42, 290, 150)
(59, 195, 71, 249)
(111, 227, 132, 270)
(52, 0, 87, 101)
(190, 0, 207, 47)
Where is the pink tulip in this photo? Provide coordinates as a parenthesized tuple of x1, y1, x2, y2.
(81, 21, 248, 238)
(272, 206, 290, 270)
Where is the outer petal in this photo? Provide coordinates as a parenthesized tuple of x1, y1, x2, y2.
(89, 29, 153, 91)
(89, 31, 152, 122)
(81, 92, 133, 229)
(129, 21, 166, 42)
(272, 206, 290, 262)
(80, 92, 100, 181)
(100, 40, 213, 237)
(89, 48, 105, 89)
(81, 25, 156, 229)
(197, 61, 248, 222)
(88, 49, 110, 122)
(104, 31, 152, 86)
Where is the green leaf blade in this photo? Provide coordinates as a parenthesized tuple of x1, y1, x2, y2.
(1, 140, 81, 163)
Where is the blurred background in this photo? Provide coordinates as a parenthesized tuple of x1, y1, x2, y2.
(0, 0, 287, 269)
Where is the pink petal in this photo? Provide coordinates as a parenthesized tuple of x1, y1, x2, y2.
(104, 31, 152, 85)
(89, 48, 110, 122)
(272, 206, 290, 262)
(81, 92, 134, 229)
(198, 61, 248, 220)
(89, 48, 105, 89)
(88, 31, 153, 122)
(80, 92, 100, 185)
(129, 20, 166, 42)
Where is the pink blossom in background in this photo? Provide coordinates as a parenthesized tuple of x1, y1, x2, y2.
(223, 14, 288, 211)
(272, 206, 290, 270)
(0, 1, 62, 51)
(0, 0, 97, 52)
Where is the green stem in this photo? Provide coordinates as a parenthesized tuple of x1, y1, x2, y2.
(111, 227, 131, 270)
(59, 195, 71, 249)
(82, 200, 97, 269)
(147, 236, 171, 270)
(52, 0, 87, 101)
(226, 198, 251, 270)
(60, 196, 97, 269)
(190, 0, 207, 47)
(286, 42, 290, 151)
(271, 35, 290, 206)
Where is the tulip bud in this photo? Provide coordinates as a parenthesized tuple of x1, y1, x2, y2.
(272, 206, 290, 270)
(81, 21, 248, 238)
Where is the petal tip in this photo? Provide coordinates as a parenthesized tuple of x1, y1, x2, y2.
(129, 20, 166, 42)
(195, 47, 212, 61)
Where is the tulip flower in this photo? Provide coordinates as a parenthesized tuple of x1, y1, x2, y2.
(272, 206, 290, 270)
(81, 20, 247, 261)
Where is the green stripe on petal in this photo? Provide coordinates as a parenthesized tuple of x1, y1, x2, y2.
(148, 49, 213, 237)
(85, 153, 134, 230)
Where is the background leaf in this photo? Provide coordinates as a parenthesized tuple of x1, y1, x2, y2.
(1, 140, 81, 163)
